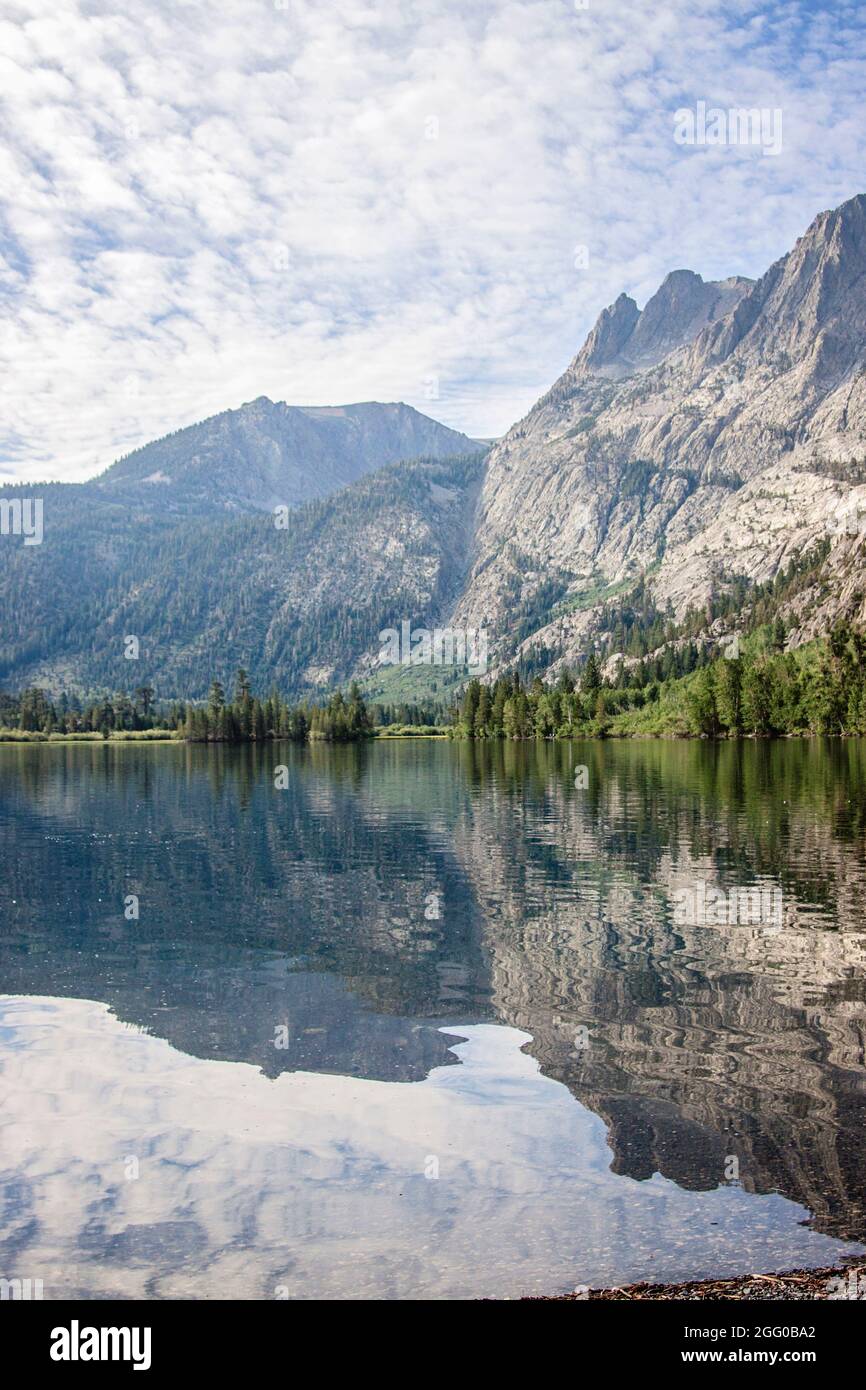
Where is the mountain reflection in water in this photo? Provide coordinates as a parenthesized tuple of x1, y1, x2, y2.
(1, 737, 865, 1298)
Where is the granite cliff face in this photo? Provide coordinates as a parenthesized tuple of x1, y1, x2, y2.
(452, 194, 866, 674)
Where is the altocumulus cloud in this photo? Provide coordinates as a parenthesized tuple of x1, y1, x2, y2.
(0, 0, 864, 481)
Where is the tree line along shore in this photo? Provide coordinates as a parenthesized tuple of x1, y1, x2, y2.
(1, 622, 865, 744)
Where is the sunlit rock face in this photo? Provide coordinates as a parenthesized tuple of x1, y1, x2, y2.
(452, 194, 866, 668)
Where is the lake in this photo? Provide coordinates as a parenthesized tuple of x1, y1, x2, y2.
(1, 737, 865, 1299)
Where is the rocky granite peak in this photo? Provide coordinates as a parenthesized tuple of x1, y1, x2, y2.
(450, 192, 866, 674)
(570, 270, 753, 382)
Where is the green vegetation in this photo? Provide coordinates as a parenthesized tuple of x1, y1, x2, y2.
(5, 615, 865, 748)
(361, 657, 469, 710)
(0, 684, 170, 738)
(0, 453, 485, 701)
(374, 724, 447, 738)
(0, 728, 177, 743)
(448, 622, 866, 740)
(0, 671, 375, 744)
(183, 674, 372, 742)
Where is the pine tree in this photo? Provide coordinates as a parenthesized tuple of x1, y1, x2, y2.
(716, 658, 743, 734)
(474, 686, 491, 737)
(208, 680, 225, 724)
(461, 679, 481, 734)
(582, 653, 601, 696)
(134, 686, 155, 722)
(491, 679, 507, 736)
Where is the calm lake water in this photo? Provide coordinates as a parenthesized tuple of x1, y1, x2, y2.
(1, 738, 866, 1299)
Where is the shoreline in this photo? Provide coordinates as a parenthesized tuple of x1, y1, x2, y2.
(0, 731, 179, 743)
(527, 1261, 866, 1301)
(0, 728, 851, 745)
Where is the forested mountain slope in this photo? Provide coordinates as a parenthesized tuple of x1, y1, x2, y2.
(0, 454, 484, 698)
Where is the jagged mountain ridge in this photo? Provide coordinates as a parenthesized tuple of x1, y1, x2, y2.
(573, 270, 753, 379)
(453, 192, 866, 677)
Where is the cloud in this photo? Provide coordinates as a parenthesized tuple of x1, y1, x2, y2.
(1, 0, 864, 480)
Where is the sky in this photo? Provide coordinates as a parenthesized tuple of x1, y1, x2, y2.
(0, 0, 864, 483)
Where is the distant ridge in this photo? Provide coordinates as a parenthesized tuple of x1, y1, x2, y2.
(96, 396, 478, 515)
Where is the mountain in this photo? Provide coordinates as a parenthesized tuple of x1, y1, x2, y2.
(0, 453, 484, 697)
(2, 193, 866, 700)
(452, 192, 866, 676)
(96, 397, 478, 515)
(572, 271, 753, 379)
(0, 394, 482, 696)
